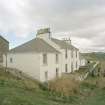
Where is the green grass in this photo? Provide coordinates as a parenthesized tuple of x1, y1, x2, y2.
(80, 76, 105, 105)
(0, 69, 74, 105)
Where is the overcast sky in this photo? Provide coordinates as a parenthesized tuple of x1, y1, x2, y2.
(0, 0, 105, 52)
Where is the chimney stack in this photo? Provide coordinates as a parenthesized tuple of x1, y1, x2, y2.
(36, 28, 51, 39)
(62, 37, 71, 44)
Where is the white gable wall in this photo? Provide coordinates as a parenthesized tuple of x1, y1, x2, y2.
(3, 53, 40, 80)
(3, 52, 62, 82)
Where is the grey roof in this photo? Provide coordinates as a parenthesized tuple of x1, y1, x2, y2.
(51, 38, 79, 50)
(10, 38, 60, 53)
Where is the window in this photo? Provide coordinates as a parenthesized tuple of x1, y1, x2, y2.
(56, 54, 59, 63)
(43, 54, 47, 64)
(65, 64, 68, 73)
(65, 49, 68, 59)
(10, 58, 13, 63)
(56, 68, 59, 77)
(45, 71, 48, 81)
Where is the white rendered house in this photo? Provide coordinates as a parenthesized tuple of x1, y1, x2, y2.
(3, 28, 81, 82)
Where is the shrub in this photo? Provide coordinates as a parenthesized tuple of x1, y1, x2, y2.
(0, 79, 5, 86)
(48, 77, 80, 97)
(39, 82, 49, 91)
(23, 79, 40, 91)
(95, 77, 105, 89)
(81, 81, 96, 90)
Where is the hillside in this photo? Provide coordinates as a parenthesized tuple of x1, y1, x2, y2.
(82, 52, 105, 61)
(1, 65, 105, 105)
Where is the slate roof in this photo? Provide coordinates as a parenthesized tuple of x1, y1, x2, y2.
(51, 38, 79, 50)
(10, 38, 60, 53)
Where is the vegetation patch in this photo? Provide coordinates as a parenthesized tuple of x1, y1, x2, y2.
(48, 77, 80, 97)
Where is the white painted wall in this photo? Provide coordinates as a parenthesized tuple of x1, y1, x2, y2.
(3, 53, 40, 80)
(71, 50, 80, 71)
(60, 49, 80, 73)
(39, 53, 62, 82)
(60, 49, 72, 73)
(3, 52, 62, 82)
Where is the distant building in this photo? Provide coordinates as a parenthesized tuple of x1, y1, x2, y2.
(3, 28, 81, 82)
(80, 54, 87, 66)
(0, 35, 9, 66)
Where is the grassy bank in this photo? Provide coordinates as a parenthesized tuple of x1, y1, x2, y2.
(1, 67, 105, 105)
